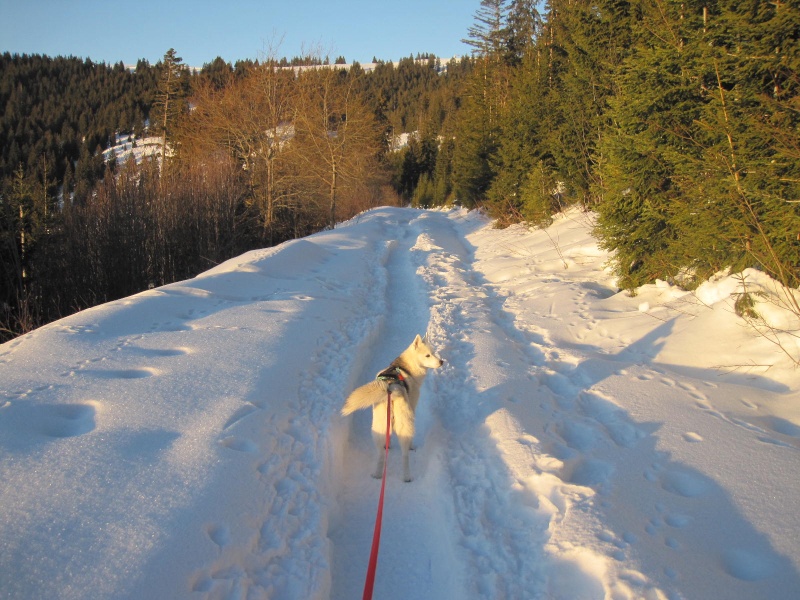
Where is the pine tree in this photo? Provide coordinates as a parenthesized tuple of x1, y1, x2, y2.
(463, 0, 509, 57)
(548, 0, 633, 206)
(200, 56, 233, 90)
(695, 0, 800, 287)
(596, 0, 800, 290)
(432, 137, 455, 204)
(452, 1, 515, 206)
(485, 47, 550, 221)
(451, 65, 498, 207)
(151, 48, 188, 161)
(595, 0, 708, 289)
(505, 0, 540, 65)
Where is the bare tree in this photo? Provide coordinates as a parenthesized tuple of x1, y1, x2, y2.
(290, 66, 384, 228)
(185, 56, 294, 239)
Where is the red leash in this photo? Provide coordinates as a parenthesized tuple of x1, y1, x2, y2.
(362, 389, 392, 600)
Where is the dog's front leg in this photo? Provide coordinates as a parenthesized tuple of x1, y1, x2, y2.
(399, 438, 413, 482)
(392, 396, 415, 483)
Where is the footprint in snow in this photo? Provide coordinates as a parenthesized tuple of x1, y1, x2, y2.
(659, 469, 710, 498)
(130, 346, 191, 358)
(557, 420, 600, 452)
(219, 436, 258, 453)
(85, 367, 159, 379)
(664, 513, 692, 528)
(721, 548, 776, 581)
(205, 523, 231, 548)
(4, 400, 100, 439)
(567, 458, 615, 487)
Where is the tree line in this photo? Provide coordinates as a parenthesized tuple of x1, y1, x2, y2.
(1, 53, 159, 338)
(429, 0, 799, 297)
(0, 49, 472, 340)
(5, 0, 795, 340)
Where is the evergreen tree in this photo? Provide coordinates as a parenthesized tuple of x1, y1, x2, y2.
(596, 0, 800, 290)
(452, 1, 515, 206)
(463, 0, 509, 57)
(549, 0, 632, 205)
(151, 48, 188, 160)
(505, 0, 540, 65)
(412, 174, 436, 207)
(451, 69, 498, 206)
(432, 137, 455, 204)
(595, 0, 709, 289)
(486, 47, 553, 222)
(695, 0, 800, 287)
(200, 56, 233, 90)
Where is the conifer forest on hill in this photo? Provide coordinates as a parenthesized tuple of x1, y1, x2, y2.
(1, 0, 798, 342)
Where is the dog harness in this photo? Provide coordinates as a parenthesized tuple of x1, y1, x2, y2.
(376, 366, 409, 392)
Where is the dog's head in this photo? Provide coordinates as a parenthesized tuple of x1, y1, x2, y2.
(413, 334, 444, 370)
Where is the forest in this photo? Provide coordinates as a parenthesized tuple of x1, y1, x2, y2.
(418, 0, 799, 296)
(1, 0, 798, 341)
(0, 49, 472, 340)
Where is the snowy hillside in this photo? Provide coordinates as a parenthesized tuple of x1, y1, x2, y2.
(102, 132, 163, 164)
(1, 207, 799, 599)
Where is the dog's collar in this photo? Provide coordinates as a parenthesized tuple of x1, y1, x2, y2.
(376, 366, 409, 391)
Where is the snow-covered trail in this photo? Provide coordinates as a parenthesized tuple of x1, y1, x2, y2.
(328, 212, 466, 599)
(329, 208, 800, 599)
(2, 206, 799, 599)
(330, 210, 610, 598)
(458, 211, 800, 599)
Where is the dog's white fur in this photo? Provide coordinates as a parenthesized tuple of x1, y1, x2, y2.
(341, 334, 443, 482)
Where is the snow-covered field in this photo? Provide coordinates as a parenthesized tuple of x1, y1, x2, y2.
(1, 207, 799, 599)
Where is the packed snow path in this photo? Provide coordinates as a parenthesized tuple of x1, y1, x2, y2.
(1, 208, 799, 599)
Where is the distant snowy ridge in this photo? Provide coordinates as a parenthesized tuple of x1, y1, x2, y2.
(123, 55, 464, 75)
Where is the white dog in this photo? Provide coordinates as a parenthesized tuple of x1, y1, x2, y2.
(341, 335, 444, 482)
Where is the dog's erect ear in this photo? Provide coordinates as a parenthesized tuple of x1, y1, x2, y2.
(414, 334, 422, 348)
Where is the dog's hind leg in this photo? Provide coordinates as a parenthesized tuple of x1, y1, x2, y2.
(371, 402, 389, 479)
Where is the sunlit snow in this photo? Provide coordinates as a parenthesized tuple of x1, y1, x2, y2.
(2, 207, 799, 599)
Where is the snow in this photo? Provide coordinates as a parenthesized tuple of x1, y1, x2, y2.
(1, 206, 799, 599)
(102, 133, 162, 164)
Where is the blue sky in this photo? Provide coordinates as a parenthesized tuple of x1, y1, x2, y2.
(0, 0, 478, 68)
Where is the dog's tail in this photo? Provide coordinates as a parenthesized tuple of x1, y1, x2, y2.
(341, 380, 387, 416)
